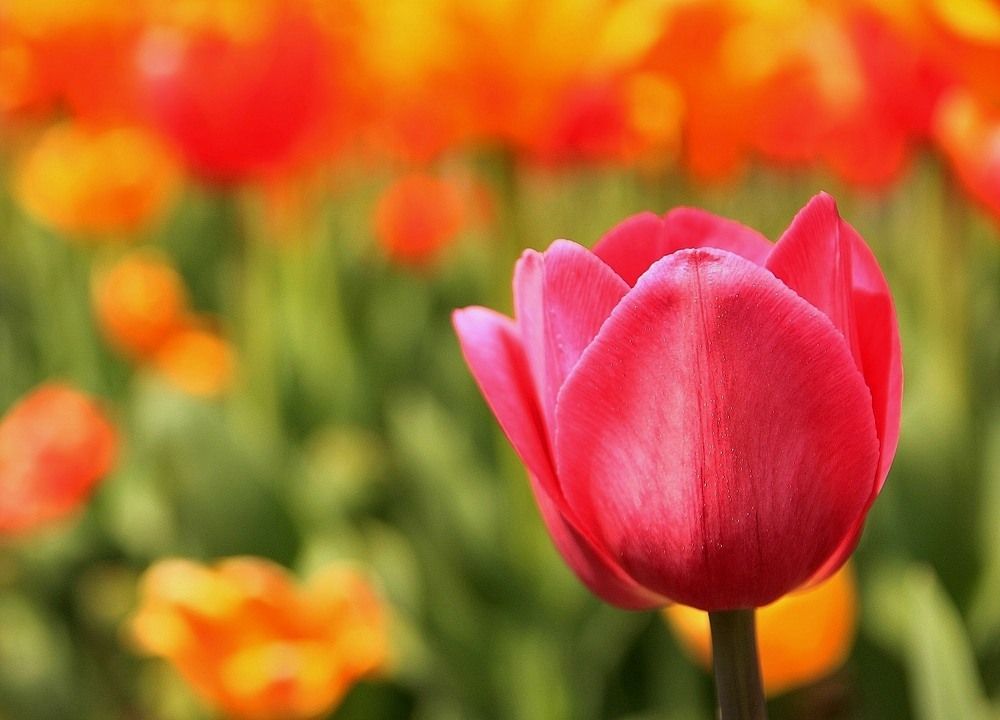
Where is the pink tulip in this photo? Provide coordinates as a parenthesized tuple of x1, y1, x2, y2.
(453, 194, 901, 611)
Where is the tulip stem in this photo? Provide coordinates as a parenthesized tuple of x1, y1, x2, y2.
(708, 608, 768, 720)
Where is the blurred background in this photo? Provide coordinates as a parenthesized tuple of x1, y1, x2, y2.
(0, 0, 999, 718)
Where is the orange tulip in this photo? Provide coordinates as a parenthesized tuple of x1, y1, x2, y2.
(0, 383, 117, 535)
(664, 563, 857, 696)
(153, 325, 235, 397)
(15, 122, 179, 237)
(92, 251, 190, 360)
(92, 251, 236, 396)
(933, 88, 1000, 219)
(373, 172, 475, 267)
(130, 557, 388, 720)
(1, 0, 144, 123)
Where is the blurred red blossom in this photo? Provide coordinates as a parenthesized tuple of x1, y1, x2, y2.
(135, 0, 332, 182)
(373, 171, 491, 267)
(0, 383, 117, 535)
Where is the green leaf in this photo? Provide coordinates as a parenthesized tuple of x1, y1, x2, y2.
(904, 566, 990, 720)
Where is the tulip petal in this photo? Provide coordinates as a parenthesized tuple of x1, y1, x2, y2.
(513, 242, 629, 433)
(512, 252, 549, 429)
(593, 209, 773, 286)
(556, 249, 880, 610)
(767, 193, 902, 489)
(452, 307, 661, 609)
(531, 474, 668, 609)
(766, 193, 863, 370)
(846, 238, 903, 492)
(453, 307, 554, 488)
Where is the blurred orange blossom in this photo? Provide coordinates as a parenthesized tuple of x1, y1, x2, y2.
(153, 324, 235, 398)
(92, 251, 190, 360)
(130, 557, 388, 720)
(933, 88, 1000, 220)
(15, 122, 180, 237)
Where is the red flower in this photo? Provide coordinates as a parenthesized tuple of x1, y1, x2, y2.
(453, 194, 901, 611)
(135, 5, 329, 182)
(0, 383, 117, 534)
(373, 172, 472, 267)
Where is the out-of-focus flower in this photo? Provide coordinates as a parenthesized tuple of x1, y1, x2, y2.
(356, 0, 675, 164)
(15, 122, 180, 237)
(453, 194, 901, 611)
(523, 75, 684, 167)
(92, 251, 190, 359)
(0, 29, 55, 119)
(0, 383, 117, 534)
(635, 0, 940, 186)
(933, 88, 1000, 219)
(665, 563, 858, 696)
(373, 172, 475, 267)
(870, 0, 1000, 107)
(1, 0, 144, 123)
(637, 1, 752, 181)
(92, 251, 236, 396)
(153, 325, 235, 397)
(130, 557, 388, 720)
(135, 0, 331, 181)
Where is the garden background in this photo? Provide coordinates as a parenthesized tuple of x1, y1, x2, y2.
(1, 1, 999, 718)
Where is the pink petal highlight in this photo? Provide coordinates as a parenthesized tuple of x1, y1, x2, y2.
(512, 251, 550, 431)
(556, 249, 880, 610)
(593, 209, 773, 286)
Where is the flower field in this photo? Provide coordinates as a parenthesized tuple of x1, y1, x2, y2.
(1, 1, 1000, 719)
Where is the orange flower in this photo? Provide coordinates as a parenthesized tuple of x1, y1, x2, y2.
(523, 75, 683, 167)
(373, 172, 477, 267)
(664, 563, 857, 697)
(2, 0, 145, 123)
(92, 251, 190, 360)
(15, 122, 180, 237)
(130, 557, 388, 720)
(153, 325, 235, 397)
(933, 88, 1000, 219)
(0, 383, 117, 535)
(93, 251, 236, 396)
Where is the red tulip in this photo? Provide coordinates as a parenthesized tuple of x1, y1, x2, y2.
(453, 194, 901, 611)
(135, 8, 328, 182)
(0, 383, 117, 534)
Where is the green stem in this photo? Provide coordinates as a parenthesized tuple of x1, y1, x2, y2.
(708, 608, 768, 720)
